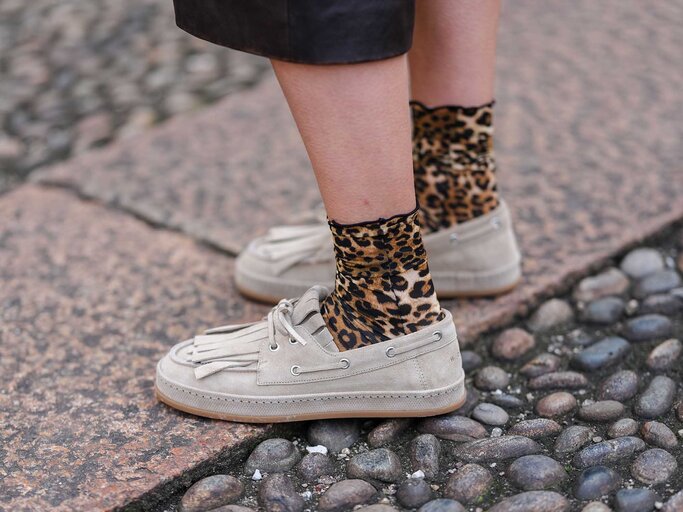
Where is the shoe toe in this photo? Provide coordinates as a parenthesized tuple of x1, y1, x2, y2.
(236, 239, 278, 277)
(156, 339, 199, 390)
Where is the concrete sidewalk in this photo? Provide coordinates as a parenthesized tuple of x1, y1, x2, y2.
(2, 0, 682, 509)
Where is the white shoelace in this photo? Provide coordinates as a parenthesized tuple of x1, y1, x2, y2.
(266, 298, 308, 350)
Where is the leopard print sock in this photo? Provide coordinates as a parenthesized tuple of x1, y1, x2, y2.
(320, 208, 443, 351)
(411, 100, 500, 234)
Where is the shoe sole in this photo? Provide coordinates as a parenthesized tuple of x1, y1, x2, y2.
(155, 372, 466, 424)
(236, 265, 522, 305)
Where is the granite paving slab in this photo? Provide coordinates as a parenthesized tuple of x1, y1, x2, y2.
(0, 186, 278, 511)
(34, 75, 318, 256)
(34, 0, 683, 343)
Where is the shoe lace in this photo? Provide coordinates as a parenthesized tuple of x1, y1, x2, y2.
(266, 298, 308, 350)
(267, 298, 353, 376)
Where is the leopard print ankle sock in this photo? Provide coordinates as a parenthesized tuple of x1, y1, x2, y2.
(320, 208, 443, 351)
(411, 100, 500, 234)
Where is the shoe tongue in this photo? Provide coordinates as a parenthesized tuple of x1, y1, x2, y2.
(291, 286, 338, 352)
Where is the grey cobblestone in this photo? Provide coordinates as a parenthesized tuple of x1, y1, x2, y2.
(0, 0, 268, 189)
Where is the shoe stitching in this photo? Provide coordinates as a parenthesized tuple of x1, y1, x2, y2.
(160, 379, 463, 404)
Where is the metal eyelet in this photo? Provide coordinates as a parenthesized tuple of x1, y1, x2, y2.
(289, 337, 297, 345)
(433, 331, 442, 341)
(290, 365, 301, 376)
(340, 358, 350, 369)
(449, 233, 459, 244)
(491, 217, 501, 229)
(269, 343, 280, 351)
(385, 346, 396, 358)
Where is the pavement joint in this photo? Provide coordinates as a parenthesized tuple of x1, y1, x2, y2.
(33, 178, 242, 258)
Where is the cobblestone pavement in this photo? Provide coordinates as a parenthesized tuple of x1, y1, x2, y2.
(169, 236, 683, 511)
(0, 0, 268, 190)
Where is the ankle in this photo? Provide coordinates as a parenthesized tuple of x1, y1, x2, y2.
(321, 207, 442, 351)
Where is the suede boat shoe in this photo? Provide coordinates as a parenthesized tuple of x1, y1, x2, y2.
(155, 286, 466, 423)
(236, 200, 521, 303)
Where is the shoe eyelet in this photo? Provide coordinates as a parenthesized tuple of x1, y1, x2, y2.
(449, 233, 459, 244)
(433, 331, 442, 342)
(385, 346, 396, 358)
(290, 365, 301, 376)
(289, 337, 297, 345)
(340, 358, 350, 369)
(269, 343, 280, 351)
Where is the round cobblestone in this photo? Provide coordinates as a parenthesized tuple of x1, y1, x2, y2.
(554, 426, 593, 454)
(573, 268, 630, 302)
(508, 418, 562, 439)
(573, 436, 645, 468)
(308, 420, 360, 453)
(520, 353, 562, 378)
(623, 314, 673, 342)
(297, 452, 334, 481)
(318, 479, 377, 512)
(614, 488, 657, 512)
(620, 248, 665, 278)
(633, 269, 682, 298)
(460, 351, 483, 372)
(417, 414, 486, 442)
(574, 466, 621, 500)
(474, 366, 510, 391)
(488, 491, 569, 512)
(572, 337, 631, 371)
(582, 296, 625, 324)
(258, 474, 304, 512)
(367, 419, 411, 448)
(472, 403, 509, 426)
(528, 371, 588, 390)
(346, 448, 402, 485)
(244, 439, 300, 475)
(410, 434, 441, 480)
(454, 436, 542, 462)
(536, 392, 577, 417)
(640, 293, 683, 315)
(507, 455, 568, 490)
(443, 463, 492, 504)
(608, 418, 639, 438)
(635, 375, 676, 418)
(492, 328, 536, 360)
(646, 338, 682, 370)
(641, 420, 678, 449)
(578, 400, 625, 422)
(396, 478, 433, 509)
(528, 299, 574, 332)
(631, 448, 678, 484)
(418, 499, 465, 512)
(180, 475, 243, 512)
(597, 370, 639, 401)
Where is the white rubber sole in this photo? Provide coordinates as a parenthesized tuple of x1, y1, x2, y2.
(155, 363, 467, 423)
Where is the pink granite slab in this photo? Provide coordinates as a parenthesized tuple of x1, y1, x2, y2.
(35, 75, 318, 256)
(0, 186, 274, 511)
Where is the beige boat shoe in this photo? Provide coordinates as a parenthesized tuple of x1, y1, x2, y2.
(155, 286, 466, 423)
(236, 200, 522, 304)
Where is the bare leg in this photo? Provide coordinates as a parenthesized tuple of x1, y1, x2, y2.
(271, 56, 441, 351)
(409, 0, 501, 106)
(272, 56, 415, 224)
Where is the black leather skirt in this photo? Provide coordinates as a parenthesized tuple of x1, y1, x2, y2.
(173, 0, 415, 64)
